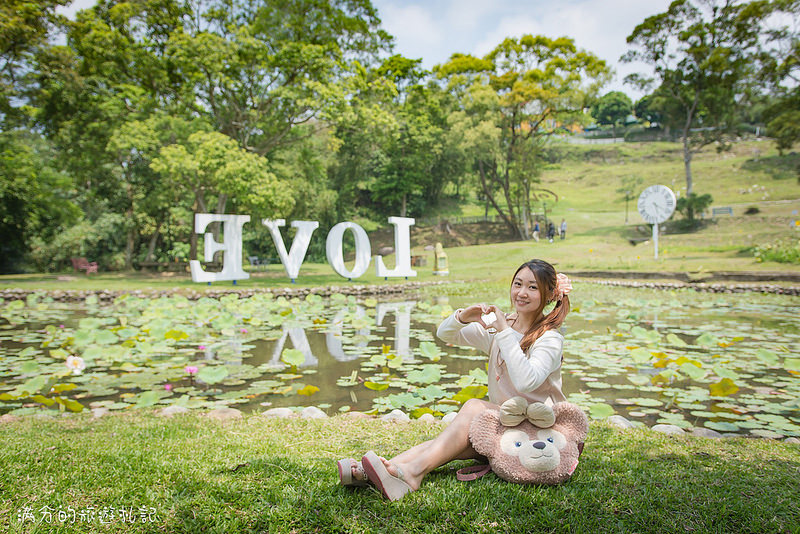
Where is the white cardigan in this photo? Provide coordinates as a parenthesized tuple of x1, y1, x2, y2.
(436, 311, 567, 406)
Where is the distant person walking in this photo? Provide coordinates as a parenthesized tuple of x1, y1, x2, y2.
(560, 219, 567, 240)
(533, 221, 540, 242)
(547, 222, 555, 242)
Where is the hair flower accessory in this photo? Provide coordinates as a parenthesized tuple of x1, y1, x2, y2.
(554, 273, 572, 301)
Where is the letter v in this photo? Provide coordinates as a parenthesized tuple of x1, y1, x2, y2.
(262, 219, 319, 281)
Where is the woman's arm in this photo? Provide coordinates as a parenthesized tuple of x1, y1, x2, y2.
(436, 306, 493, 354)
(493, 330, 563, 393)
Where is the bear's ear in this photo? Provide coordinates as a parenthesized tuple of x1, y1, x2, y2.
(552, 403, 589, 442)
(468, 409, 504, 458)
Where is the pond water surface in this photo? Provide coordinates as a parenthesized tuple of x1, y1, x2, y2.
(1, 287, 798, 438)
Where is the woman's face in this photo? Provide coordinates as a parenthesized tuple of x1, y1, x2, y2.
(510, 267, 543, 315)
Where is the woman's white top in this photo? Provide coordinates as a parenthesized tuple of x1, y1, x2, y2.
(436, 311, 567, 406)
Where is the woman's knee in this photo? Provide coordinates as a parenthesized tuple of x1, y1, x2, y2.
(460, 398, 492, 418)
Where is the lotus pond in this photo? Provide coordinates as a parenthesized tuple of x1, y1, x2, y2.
(1, 284, 799, 438)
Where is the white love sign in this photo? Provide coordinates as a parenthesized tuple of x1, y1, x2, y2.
(190, 214, 417, 283)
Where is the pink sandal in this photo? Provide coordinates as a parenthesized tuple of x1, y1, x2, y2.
(337, 458, 370, 487)
(361, 451, 413, 501)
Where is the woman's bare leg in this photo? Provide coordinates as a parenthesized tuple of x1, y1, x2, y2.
(378, 398, 497, 490)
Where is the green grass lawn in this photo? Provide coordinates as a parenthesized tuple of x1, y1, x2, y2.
(1, 414, 798, 533)
(2, 207, 799, 291)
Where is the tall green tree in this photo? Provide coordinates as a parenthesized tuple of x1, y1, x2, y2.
(592, 91, 633, 138)
(634, 93, 665, 127)
(752, 0, 800, 151)
(169, 0, 390, 157)
(151, 130, 295, 259)
(0, 131, 79, 272)
(622, 0, 759, 196)
(367, 56, 462, 217)
(437, 35, 610, 239)
(0, 0, 69, 127)
(29, 0, 391, 268)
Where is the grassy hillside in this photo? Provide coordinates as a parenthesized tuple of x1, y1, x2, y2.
(401, 139, 800, 275)
(428, 140, 798, 227)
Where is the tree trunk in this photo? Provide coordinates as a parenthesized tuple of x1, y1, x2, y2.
(125, 222, 135, 270)
(401, 193, 407, 217)
(210, 193, 228, 249)
(190, 189, 207, 260)
(521, 203, 529, 240)
(500, 167, 521, 239)
(520, 179, 530, 240)
(145, 219, 162, 262)
(478, 160, 516, 236)
(681, 92, 699, 196)
(682, 136, 693, 196)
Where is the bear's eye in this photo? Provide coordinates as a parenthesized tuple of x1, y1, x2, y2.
(547, 437, 554, 443)
(514, 441, 522, 448)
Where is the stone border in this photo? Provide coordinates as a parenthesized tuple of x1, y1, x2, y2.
(0, 281, 451, 302)
(585, 279, 800, 296)
(568, 270, 800, 283)
(2, 276, 798, 302)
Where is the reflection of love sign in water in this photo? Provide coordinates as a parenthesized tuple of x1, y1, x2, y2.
(189, 215, 416, 283)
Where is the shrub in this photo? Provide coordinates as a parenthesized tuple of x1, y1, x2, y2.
(29, 214, 127, 272)
(676, 193, 713, 223)
(751, 239, 800, 264)
(744, 206, 760, 215)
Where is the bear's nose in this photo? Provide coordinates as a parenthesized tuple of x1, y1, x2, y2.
(533, 441, 546, 450)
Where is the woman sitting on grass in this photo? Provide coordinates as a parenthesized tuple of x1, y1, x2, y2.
(338, 259, 573, 501)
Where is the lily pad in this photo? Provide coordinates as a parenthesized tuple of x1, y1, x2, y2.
(197, 366, 230, 385)
(705, 421, 739, 432)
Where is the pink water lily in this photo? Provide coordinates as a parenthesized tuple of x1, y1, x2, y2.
(198, 345, 206, 351)
(185, 366, 198, 375)
(164, 384, 172, 391)
(240, 328, 248, 334)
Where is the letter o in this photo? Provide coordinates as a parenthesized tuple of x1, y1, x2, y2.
(326, 222, 371, 279)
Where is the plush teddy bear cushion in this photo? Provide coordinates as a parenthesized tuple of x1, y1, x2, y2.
(468, 398, 589, 485)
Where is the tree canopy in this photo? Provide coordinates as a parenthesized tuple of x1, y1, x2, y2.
(436, 35, 610, 239)
(592, 91, 634, 137)
(623, 0, 760, 195)
(4, 0, 796, 273)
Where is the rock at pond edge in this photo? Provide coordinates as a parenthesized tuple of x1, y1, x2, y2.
(690, 427, 723, 439)
(261, 408, 296, 419)
(343, 411, 372, 419)
(381, 409, 410, 423)
(651, 424, 685, 435)
(91, 407, 110, 419)
(606, 415, 633, 430)
(301, 406, 328, 419)
(207, 407, 243, 421)
(160, 406, 190, 417)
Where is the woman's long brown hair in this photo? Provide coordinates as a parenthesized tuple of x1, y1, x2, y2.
(512, 259, 571, 352)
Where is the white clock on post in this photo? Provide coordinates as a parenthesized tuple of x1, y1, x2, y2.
(637, 185, 676, 259)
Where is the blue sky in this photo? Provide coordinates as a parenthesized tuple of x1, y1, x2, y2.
(60, 0, 673, 98)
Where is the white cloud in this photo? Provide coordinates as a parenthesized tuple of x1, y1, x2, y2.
(376, 0, 673, 97)
(374, 2, 444, 61)
(57, 0, 97, 19)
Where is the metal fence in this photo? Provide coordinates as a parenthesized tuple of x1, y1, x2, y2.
(416, 215, 502, 227)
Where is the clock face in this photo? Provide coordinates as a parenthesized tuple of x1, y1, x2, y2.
(637, 185, 676, 224)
